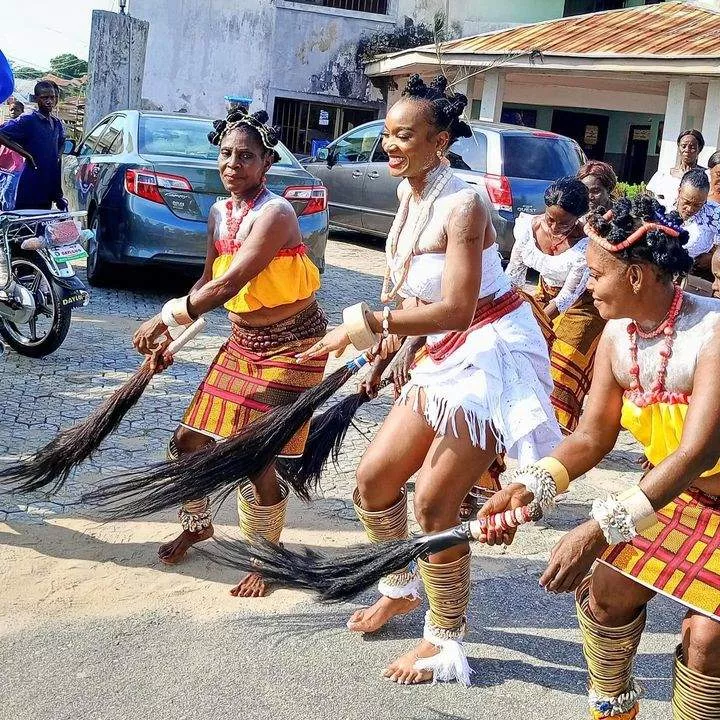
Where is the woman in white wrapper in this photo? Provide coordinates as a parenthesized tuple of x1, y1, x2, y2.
(297, 74, 562, 686)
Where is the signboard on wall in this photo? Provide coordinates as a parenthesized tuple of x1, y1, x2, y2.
(584, 125, 599, 146)
(319, 110, 330, 126)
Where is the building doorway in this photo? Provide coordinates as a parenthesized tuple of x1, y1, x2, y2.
(623, 124, 651, 184)
(551, 109, 609, 161)
(273, 97, 377, 156)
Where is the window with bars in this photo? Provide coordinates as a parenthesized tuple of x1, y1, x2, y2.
(288, 0, 388, 15)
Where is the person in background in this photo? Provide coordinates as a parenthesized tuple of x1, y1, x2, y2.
(0, 100, 35, 211)
(647, 129, 705, 209)
(712, 245, 720, 299)
(0, 81, 66, 211)
(675, 168, 720, 276)
(708, 150, 720, 204)
(506, 177, 606, 434)
(577, 160, 618, 217)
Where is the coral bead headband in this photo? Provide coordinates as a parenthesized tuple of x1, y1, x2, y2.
(584, 209, 681, 253)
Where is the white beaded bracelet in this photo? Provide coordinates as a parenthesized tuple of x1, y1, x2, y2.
(591, 486, 657, 545)
(507, 464, 558, 510)
(382, 306, 391, 339)
(591, 496, 637, 545)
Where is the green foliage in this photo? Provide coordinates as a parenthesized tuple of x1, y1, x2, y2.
(11, 64, 42, 79)
(49, 53, 88, 79)
(356, 14, 460, 64)
(617, 181, 647, 199)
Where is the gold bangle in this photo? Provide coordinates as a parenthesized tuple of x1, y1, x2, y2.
(342, 302, 378, 351)
(537, 456, 571, 494)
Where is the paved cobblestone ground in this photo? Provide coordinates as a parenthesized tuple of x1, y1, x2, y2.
(0, 232, 680, 719)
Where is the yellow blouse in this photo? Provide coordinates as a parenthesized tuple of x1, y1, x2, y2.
(212, 241, 320, 314)
(621, 396, 720, 476)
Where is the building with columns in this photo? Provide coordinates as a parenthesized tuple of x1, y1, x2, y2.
(365, 1, 720, 182)
(124, 0, 675, 158)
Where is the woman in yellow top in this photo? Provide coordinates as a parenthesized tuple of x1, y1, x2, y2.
(132, 108, 327, 596)
(483, 195, 720, 719)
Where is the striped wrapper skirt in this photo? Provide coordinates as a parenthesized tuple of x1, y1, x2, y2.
(181, 302, 328, 458)
(600, 488, 720, 619)
(537, 280, 606, 435)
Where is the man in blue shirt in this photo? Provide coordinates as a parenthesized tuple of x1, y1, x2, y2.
(0, 80, 67, 210)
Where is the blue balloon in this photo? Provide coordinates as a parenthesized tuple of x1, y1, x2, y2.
(0, 49, 14, 104)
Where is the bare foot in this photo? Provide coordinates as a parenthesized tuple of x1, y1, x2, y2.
(383, 639, 438, 684)
(230, 572, 269, 598)
(346, 594, 421, 633)
(158, 525, 214, 564)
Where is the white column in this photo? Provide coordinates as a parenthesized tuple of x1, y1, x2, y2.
(452, 72, 477, 110)
(658, 78, 691, 173)
(478, 69, 505, 122)
(700, 79, 720, 165)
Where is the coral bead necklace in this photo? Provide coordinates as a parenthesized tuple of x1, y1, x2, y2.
(626, 285, 684, 406)
(225, 184, 266, 238)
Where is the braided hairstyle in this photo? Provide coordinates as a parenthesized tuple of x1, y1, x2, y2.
(208, 107, 282, 163)
(401, 74, 472, 146)
(587, 194, 691, 279)
(544, 176, 590, 218)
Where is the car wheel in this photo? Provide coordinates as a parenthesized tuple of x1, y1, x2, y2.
(86, 214, 112, 287)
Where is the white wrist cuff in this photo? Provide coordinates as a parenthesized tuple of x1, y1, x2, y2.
(617, 485, 657, 533)
(590, 485, 656, 546)
(508, 464, 557, 509)
(161, 296, 193, 328)
(343, 302, 378, 351)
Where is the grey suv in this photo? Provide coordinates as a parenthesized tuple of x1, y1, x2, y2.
(302, 119, 585, 258)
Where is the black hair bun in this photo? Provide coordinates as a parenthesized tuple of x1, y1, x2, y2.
(429, 75, 448, 97)
(590, 194, 692, 278)
(404, 74, 427, 98)
(252, 110, 269, 124)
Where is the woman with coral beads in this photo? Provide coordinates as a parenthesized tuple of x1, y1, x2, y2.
(298, 75, 561, 685)
(131, 109, 327, 597)
(483, 195, 720, 719)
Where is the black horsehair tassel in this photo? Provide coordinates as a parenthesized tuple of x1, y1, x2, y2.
(0, 319, 206, 495)
(81, 354, 371, 514)
(201, 503, 542, 602)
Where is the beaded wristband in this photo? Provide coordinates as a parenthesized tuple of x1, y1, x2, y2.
(508, 464, 558, 509)
(343, 302, 378, 351)
(161, 295, 193, 328)
(382, 306, 391, 339)
(590, 496, 637, 545)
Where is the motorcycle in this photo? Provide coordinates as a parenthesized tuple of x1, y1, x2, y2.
(0, 209, 90, 357)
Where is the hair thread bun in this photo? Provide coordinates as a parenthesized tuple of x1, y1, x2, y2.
(587, 194, 692, 277)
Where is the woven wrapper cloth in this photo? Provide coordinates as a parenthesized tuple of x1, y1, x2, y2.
(181, 311, 327, 458)
(600, 488, 720, 619)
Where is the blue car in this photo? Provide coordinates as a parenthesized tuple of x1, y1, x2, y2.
(62, 111, 329, 286)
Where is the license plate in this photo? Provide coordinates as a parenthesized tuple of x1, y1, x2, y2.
(50, 243, 88, 262)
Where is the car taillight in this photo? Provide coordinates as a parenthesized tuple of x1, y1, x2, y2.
(125, 169, 193, 204)
(483, 174, 513, 213)
(283, 185, 327, 216)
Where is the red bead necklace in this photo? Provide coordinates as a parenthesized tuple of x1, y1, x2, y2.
(225, 185, 266, 239)
(626, 285, 684, 406)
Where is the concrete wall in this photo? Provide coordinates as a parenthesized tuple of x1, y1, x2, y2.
(127, 0, 578, 122)
(85, 10, 148, 130)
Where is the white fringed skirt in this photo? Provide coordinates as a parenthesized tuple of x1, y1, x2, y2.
(400, 301, 562, 466)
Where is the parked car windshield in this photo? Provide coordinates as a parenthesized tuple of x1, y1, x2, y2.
(138, 115, 298, 167)
(502, 135, 582, 180)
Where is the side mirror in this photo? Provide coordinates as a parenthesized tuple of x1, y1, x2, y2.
(62, 138, 77, 155)
(326, 149, 338, 168)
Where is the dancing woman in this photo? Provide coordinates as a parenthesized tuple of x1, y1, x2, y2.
(484, 196, 720, 719)
(297, 75, 561, 685)
(506, 177, 605, 433)
(131, 108, 327, 596)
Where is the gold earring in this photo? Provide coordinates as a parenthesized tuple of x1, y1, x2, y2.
(436, 150, 443, 158)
